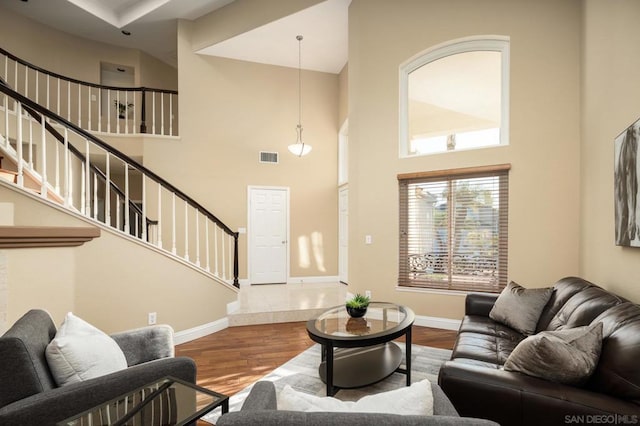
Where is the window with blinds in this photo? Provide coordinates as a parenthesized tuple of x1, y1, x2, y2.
(398, 164, 510, 293)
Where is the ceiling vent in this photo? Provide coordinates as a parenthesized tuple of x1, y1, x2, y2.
(259, 151, 279, 164)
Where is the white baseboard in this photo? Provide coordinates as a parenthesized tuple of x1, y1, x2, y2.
(414, 314, 461, 331)
(174, 317, 228, 345)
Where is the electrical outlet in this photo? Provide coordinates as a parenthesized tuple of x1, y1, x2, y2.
(365, 290, 372, 299)
(148, 312, 157, 325)
(365, 235, 373, 244)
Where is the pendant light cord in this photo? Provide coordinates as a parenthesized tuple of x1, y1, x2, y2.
(297, 35, 303, 132)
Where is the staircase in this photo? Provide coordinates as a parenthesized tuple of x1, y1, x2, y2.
(0, 51, 239, 289)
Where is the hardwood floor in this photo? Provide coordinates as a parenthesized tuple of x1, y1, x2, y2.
(175, 321, 457, 396)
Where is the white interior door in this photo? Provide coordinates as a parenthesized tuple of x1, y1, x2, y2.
(339, 186, 348, 284)
(249, 187, 288, 284)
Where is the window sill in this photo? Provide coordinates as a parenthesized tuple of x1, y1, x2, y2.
(395, 286, 498, 297)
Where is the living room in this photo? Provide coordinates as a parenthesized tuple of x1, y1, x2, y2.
(1, 0, 639, 424)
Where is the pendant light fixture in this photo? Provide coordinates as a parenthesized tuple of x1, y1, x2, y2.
(288, 35, 312, 157)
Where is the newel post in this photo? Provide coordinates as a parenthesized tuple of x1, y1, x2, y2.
(233, 232, 239, 288)
(139, 88, 147, 133)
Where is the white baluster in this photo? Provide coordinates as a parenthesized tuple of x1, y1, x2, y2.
(105, 153, 110, 225)
(184, 201, 189, 261)
(157, 184, 163, 249)
(152, 92, 156, 134)
(132, 91, 137, 134)
(85, 140, 91, 216)
(98, 89, 102, 133)
(40, 115, 48, 197)
(124, 164, 130, 234)
(214, 225, 219, 277)
(35, 70, 39, 104)
(205, 219, 210, 272)
(55, 136, 60, 193)
(116, 91, 120, 134)
(222, 228, 227, 281)
(161, 92, 165, 135)
(56, 78, 60, 115)
(195, 210, 200, 267)
(67, 82, 70, 122)
(80, 162, 85, 215)
(88, 87, 92, 131)
(13, 61, 17, 93)
(63, 128, 70, 206)
(3, 93, 7, 148)
(141, 175, 147, 241)
(46, 75, 50, 109)
(107, 89, 111, 133)
(171, 193, 177, 254)
(169, 94, 173, 136)
(24, 65, 28, 97)
(124, 91, 129, 135)
(93, 173, 98, 220)
(28, 115, 33, 168)
(16, 102, 23, 187)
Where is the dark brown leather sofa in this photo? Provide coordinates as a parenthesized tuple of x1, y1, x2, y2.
(438, 276, 640, 426)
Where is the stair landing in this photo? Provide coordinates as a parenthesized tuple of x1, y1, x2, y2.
(228, 281, 347, 326)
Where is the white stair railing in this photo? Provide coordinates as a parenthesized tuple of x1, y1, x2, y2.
(0, 82, 238, 287)
(0, 47, 178, 137)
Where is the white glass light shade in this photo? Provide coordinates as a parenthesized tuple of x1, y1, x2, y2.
(288, 142, 312, 157)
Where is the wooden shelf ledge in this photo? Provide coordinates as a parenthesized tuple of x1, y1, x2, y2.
(0, 226, 101, 248)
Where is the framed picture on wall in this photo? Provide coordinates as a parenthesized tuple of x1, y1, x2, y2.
(614, 117, 640, 247)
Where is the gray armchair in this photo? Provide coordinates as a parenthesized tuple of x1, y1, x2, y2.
(0, 309, 196, 426)
(216, 381, 500, 425)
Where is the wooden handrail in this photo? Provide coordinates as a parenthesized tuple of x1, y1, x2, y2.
(0, 47, 177, 95)
(0, 83, 239, 286)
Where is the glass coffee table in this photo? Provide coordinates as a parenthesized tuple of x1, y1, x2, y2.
(58, 376, 228, 426)
(306, 302, 415, 396)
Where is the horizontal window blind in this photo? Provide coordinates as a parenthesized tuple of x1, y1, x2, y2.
(398, 165, 510, 293)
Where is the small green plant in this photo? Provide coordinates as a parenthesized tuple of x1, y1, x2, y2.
(114, 100, 133, 118)
(346, 293, 370, 309)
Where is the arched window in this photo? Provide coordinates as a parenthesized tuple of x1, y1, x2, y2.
(399, 37, 510, 157)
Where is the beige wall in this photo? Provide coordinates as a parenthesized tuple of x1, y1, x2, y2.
(1, 185, 237, 334)
(141, 20, 339, 281)
(580, 0, 640, 302)
(348, 0, 582, 320)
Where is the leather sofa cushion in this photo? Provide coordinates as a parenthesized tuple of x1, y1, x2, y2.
(546, 287, 626, 331)
(452, 331, 524, 366)
(459, 315, 525, 341)
(536, 277, 595, 332)
(588, 302, 640, 404)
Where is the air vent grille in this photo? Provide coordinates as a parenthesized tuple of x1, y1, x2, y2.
(259, 151, 279, 164)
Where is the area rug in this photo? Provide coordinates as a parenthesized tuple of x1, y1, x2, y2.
(201, 343, 452, 424)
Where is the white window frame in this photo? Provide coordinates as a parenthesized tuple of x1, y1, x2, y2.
(399, 36, 510, 158)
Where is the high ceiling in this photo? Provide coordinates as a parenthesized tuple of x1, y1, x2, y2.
(2, 0, 349, 73)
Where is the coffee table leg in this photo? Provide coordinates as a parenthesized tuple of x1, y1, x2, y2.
(406, 325, 412, 386)
(325, 343, 335, 396)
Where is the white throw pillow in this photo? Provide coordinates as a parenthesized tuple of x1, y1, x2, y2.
(277, 379, 434, 415)
(46, 312, 128, 387)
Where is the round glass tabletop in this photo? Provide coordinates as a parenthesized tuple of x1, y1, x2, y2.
(307, 302, 414, 342)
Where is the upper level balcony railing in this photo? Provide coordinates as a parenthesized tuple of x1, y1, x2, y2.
(0, 47, 178, 137)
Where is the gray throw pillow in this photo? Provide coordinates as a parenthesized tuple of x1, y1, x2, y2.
(489, 281, 553, 335)
(503, 322, 603, 386)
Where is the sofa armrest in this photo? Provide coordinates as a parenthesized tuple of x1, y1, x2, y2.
(0, 356, 196, 426)
(111, 324, 174, 366)
(438, 361, 640, 426)
(241, 381, 278, 411)
(465, 293, 498, 317)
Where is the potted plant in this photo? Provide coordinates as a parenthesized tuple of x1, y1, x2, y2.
(114, 100, 133, 119)
(345, 293, 370, 318)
